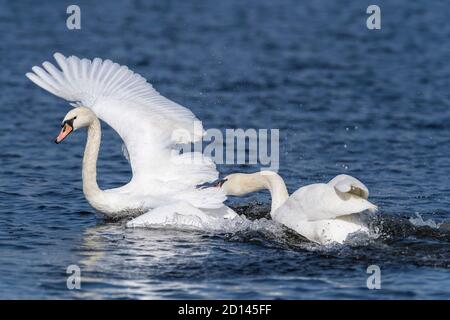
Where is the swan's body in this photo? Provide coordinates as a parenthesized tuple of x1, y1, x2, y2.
(27, 53, 236, 227)
(221, 171, 377, 244)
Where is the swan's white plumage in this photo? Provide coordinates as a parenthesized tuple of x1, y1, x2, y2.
(277, 175, 376, 222)
(272, 174, 377, 243)
(328, 174, 369, 199)
(27, 53, 226, 214)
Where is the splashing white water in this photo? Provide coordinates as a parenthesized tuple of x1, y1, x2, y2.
(223, 215, 282, 232)
(409, 213, 441, 229)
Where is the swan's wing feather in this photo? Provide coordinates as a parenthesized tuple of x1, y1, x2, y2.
(26, 53, 204, 144)
(328, 174, 369, 199)
(26, 71, 62, 98)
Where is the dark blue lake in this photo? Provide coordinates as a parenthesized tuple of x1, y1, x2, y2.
(0, 0, 449, 299)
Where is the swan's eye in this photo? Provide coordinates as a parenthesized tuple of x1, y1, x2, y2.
(214, 178, 228, 187)
(61, 117, 76, 128)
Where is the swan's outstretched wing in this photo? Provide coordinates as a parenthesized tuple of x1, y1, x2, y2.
(26, 53, 203, 143)
(327, 174, 369, 199)
(26, 54, 220, 202)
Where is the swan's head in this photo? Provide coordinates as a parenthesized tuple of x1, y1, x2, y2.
(216, 173, 248, 196)
(217, 171, 281, 197)
(55, 107, 96, 144)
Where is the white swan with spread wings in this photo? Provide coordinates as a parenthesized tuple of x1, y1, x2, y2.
(27, 53, 236, 227)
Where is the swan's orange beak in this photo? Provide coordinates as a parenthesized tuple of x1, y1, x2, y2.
(55, 123, 73, 144)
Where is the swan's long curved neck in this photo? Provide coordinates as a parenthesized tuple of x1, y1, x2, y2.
(82, 118, 103, 203)
(225, 171, 289, 214)
(258, 172, 289, 214)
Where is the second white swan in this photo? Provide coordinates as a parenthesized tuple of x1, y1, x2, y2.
(219, 171, 377, 244)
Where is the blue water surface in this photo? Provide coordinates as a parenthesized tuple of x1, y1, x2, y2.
(0, 0, 449, 299)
